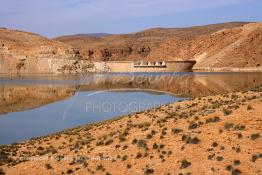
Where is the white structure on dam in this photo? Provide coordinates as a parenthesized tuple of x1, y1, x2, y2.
(96, 61, 196, 72)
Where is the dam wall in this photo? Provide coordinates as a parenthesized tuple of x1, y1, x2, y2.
(102, 61, 196, 72)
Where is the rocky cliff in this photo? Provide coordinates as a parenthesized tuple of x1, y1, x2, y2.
(55, 22, 248, 63)
(147, 23, 262, 71)
(0, 28, 94, 74)
(1, 22, 261, 73)
(0, 85, 76, 115)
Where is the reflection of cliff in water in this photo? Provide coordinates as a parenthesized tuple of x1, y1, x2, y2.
(0, 85, 76, 115)
(1, 73, 262, 115)
(79, 73, 262, 97)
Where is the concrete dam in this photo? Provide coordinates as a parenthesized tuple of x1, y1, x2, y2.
(95, 61, 196, 72)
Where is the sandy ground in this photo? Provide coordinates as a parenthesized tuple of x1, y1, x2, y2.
(0, 87, 262, 175)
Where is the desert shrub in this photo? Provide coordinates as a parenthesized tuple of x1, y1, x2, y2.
(136, 140, 147, 149)
(232, 169, 242, 175)
(180, 160, 191, 169)
(96, 140, 104, 146)
(132, 139, 138, 144)
(234, 125, 246, 131)
(137, 122, 151, 129)
(151, 130, 157, 135)
(45, 163, 53, 170)
(247, 105, 253, 110)
(0, 168, 5, 175)
(234, 160, 241, 166)
(146, 133, 153, 139)
(66, 169, 74, 174)
(122, 155, 128, 161)
(161, 128, 167, 136)
(208, 154, 215, 160)
(182, 134, 200, 144)
(216, 156, 224, 161)
(251, 133, 261, 140)
(122, 145, 128, 150)
(225, 165, 233, 171)
(237, 133, 243, 139)
(223, 108, 232, 116)
(188, 122, 199, 130)
(206, 116, 220, 124)
(96, 164, 105, 171)
(144, 168, 154, 175)
(232, 146, 241, 153)
(211, 102, 221, 109)
(251, 153, 262, 162)
(55, 155, 64, 162)
(152, 143, 158, 150)
(119, 134, 126, 142)
(212, 142, 218, 147)
(115, 145, 120, 149)
(224, 122, 234, 130)
(159, 144, 165, 149)
(127, 164, 132, 169)
(136, 152, 142, 159)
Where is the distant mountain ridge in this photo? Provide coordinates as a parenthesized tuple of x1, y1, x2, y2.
(54, 33, 112, 39)
(1, 22, 262, 73)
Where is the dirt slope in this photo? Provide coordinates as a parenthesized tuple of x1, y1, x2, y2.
(147, 23, 262, 71)
(0, 28, 93, 74)
(54, 22, 248, 62)
(1, 87, 262, 175)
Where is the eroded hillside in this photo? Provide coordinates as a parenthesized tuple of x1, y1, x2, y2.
(0, 28, 93, 74)
(54, 22, 248, 63)
(148, 23, 262, 71)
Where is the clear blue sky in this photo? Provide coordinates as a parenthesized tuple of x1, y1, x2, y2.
(0, 0, 262, 37)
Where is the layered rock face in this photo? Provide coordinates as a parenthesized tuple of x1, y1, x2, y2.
(147, 23, 262, 71)
(1, 22, 261, 73)
(0, 85, 76, 115)
(0, 28, 94, 74)
(55, 22, 248, 62)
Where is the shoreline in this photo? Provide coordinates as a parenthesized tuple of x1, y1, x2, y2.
(1, 86, 262, 174)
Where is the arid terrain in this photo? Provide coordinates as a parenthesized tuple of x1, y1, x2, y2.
(54, 22, 249, 62)
(1, 22, 262, 73)
(55, 22, 262, 71)
(0, 28, 93, 74)
(0, 86, 262, 175)
(2, 73, 262, 115)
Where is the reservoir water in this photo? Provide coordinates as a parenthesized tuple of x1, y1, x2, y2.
(1, 72, 262, 144)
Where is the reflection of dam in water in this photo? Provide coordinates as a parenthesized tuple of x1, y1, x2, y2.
(1, 72, 262, 115)
(2, 72, 262, 144)
(101, 61, 196, 72)
(79, 73, 262, 97)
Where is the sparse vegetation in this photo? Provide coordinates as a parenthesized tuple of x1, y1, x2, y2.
(1, 86, 262, 175)
(45, 163, 53, 170)
(180, 160, 191, 169)
(251, 133, 261, 140)
(182, 134, 201, 144)
(172, 128, 183, 134)
(223, 108, 232, 116)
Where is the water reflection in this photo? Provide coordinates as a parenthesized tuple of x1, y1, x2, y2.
(1, 72, 262, 144)
(1, 72, 262, 115)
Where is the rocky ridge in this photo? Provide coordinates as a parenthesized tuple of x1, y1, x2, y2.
(0, 28, 94, 74)
(54, 22, 249, 64)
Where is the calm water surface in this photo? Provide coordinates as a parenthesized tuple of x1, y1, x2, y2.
(1, 72, 262, 144)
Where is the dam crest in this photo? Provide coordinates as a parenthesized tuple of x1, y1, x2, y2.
(94, 61, 196, 72)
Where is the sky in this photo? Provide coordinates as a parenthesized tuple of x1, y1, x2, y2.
(0, 0, 262, 37)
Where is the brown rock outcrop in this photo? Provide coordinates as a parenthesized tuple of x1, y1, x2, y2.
(0, 85, 76, 115)
(0, 28, 94, 74)
(147, 23, 262, 71)
(55, 22, 248, 63)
